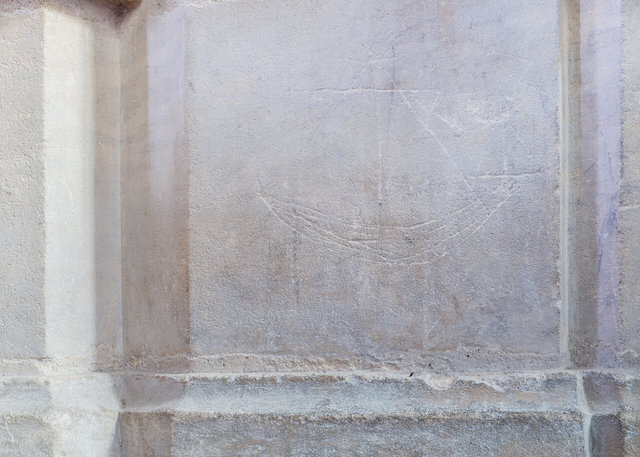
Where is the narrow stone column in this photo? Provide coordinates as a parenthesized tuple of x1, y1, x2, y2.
(0, 2, 122, 456)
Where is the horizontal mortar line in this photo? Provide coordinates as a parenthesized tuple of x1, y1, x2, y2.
(112, 366, 640, 377)
(121, 352, 566, 368)
(4, 367, 640, 379)
(117, 410, 584, 419)
(289, 88, 427, 93)
(111, 368, 579, 378)
(0, 404, 594, 419)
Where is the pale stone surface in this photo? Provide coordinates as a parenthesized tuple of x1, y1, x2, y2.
(187, 0, 562, 373)
(120, 0, 189, 368)
(120, 372, 580, 415)
(578, 373, 640, 456)
(117, 371, 587, 455)
(0, 416, 53, 457)
(0, 9, 46, 359)
(0, 375, 121, 457)
(0, 4, 121, 456)
(44, 7, 108, 364)
(620, 0, 640, 366)
(558, 0, 625, 368)
(2, 0, 640, 455)
(621, 413, 640, 456)
(0, 2, 121, 372)
(122, 412, 586, 457)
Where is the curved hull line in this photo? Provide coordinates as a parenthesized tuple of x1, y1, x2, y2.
(259, 178, 523, 265)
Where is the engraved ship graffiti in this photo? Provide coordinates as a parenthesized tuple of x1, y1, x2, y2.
(259, 173, 527, 265)
(258, 52, 537, 265)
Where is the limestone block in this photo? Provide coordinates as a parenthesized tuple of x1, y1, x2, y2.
(621, 412, 640, 456)
(120, 372, 580, 415)
(579, 372, 640, 456)
(0, 9, 46, 360)
(620, 0, 640, 366)
(46, 375, 122, 457)
(590, 414, 624, 457)
(619, 207, 640, 363)
(587, 412, 640, 457)
(0, 5, 122, 452)
(120, 0, 564, 372)
(122, 411, 585, 457)
(0, 416, 53, 457)
(3, 0, 640, 455)
(185, 0, 562, 372)
(558, 0, 626, 368)
(0, 378, 50, 417)
(0, 5, 121, 372)
(43, 6, 120, 366)
(118, 372, 583, 455)
(0, 375, 121, 457)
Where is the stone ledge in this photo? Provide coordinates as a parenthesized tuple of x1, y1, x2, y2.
(120, 371, 581, 415)
(123, 350, 565, 374)
(1, 371, 581, 416)
(0, 372, 594, 455)
(4, 370, 640, 416)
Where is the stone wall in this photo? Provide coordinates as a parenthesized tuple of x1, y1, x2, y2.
(0, 0, 639, 455)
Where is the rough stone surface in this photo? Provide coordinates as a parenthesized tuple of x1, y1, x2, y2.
(1, 0, 640, 455)
(565, 0, 624, 368)
(0, 416, 53, 457)
(120, 0, 190, 368)
(620, 0, 640, 366)
(621, 412, 640, 455)
(0, 9, 46, 360)
(0, 375, 120, 457)
(187, 0, 562, 373)
(121, 412, 586, 457)
(119, 372, 580, 414)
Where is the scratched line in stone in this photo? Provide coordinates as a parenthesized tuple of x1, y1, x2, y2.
(259, 61, 532, 263)
(259, 175, 525, 265)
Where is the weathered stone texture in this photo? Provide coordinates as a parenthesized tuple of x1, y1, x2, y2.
(43, 7, 114, 364)
(0, 10, 46, 360)
(0, 375, 120, 457)
(620, 0, 640, 366)
(122, 412, 586, 457)
(0, 4, 121, 372)
(119, 372, 580, 415)
(120, 2, 190, 368)
(187, 0, 562, 373)
(0, 416, 53, 457)
(2, 0, 640, 455)
(0, 4, 122, 456)
(621, 413, 640, 455)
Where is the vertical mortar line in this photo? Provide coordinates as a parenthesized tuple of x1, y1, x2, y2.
(117, 17, 126, 372)
(576, 371, 594, 457)
(558, 0, 580, 367)
(116, 14, 125, 373)
(558, 0, 571, 364)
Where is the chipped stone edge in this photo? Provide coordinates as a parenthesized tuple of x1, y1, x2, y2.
(0, 0, 138, 25)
